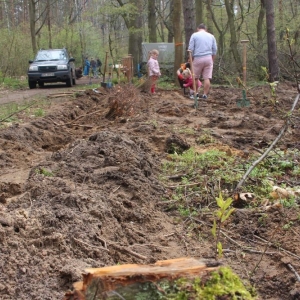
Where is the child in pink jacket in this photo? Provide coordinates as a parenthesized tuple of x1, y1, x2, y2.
(147, 49, 161, 94)
(182, 68, 202, 99)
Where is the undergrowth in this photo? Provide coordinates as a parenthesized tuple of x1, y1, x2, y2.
(161, 147, 300, 211)
(0, 98, 50, 127)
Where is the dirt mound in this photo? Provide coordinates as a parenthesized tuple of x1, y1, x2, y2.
(0, 82, 300, 299)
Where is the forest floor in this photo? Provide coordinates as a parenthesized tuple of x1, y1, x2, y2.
(0, 77, 300, 300)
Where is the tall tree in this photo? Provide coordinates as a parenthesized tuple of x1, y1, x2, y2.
(264, 0, 279, 81)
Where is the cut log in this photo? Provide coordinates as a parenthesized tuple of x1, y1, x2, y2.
(64, 257, 256, 299)
(64, 257, 221, 300)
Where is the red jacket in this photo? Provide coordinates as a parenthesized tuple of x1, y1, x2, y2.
(183, 77, 202, 89)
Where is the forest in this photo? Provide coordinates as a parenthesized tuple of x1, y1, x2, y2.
(0, 0, 299, 85)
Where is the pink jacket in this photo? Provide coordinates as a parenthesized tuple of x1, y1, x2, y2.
(147, 56, 161, 77)
(183, 77, 202, 89)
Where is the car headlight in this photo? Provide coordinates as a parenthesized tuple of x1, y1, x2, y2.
(57, 65, 68, 70)
(29, 66, 38, 71)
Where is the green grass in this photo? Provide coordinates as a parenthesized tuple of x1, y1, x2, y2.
(0, 76, 28, 90)
(0, 98, 51, 127)
(161, 147, 300, 210)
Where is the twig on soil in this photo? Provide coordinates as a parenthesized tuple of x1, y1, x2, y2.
(236, 93, 300, 190)
(58, 104, 108, 127)
(287, 264, 300, 282)
(0, 100, 37, 124)
(223, 249, 276, 255)
(221, 230, 243, 248)
(128, 243, 170, 249)
(191, 217, 280, 257)
(156, 200, 178, 206)
(166, 182, 201, 189)
(96, 235, 108, 249)
(72, 237, 110, 252)
(112, 186, 121, 193)
(47, 92, 74, 98)
(110, 244, 147, 260)
(72, 124, 94, 128)
(163, 232, 175, 237)
(251, 225, 280, 276)
(254, 234, 300, 260)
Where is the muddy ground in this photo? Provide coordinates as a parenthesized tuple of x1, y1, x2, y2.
(0, 78, 300, 300)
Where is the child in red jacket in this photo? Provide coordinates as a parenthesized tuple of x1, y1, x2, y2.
(182, 68, 202, 99)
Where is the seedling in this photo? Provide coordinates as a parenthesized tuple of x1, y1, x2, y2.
(211, 193, 235, 259)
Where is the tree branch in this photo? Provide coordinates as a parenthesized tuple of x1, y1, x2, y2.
(236, 93, 300, 190)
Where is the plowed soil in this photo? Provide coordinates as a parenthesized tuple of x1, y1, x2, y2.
(0, 78, 300, 300)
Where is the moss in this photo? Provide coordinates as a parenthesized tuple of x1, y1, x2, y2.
(170, 267, 256, 300)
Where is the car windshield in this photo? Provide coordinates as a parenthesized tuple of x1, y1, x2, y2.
(35, 50, 67, 62)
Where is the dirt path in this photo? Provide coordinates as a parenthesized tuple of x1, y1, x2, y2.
(0, 76, 99, 105)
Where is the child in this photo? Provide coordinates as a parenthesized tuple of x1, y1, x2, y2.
(182, 68, 202, 99)
(176, 61, 191, 89)
(147, 49, 161, 94)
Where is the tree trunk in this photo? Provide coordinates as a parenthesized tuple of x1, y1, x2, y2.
(173, 0, 183, 85)
(148, 0, 157, 42)
(29, 0, 37, 54)
(264, 0, 279, 82)
(257, 0, 265, 42)
(47, 0, 52, 49)
(128, 0, 143, 75)
(182, 0, 195, 59)
(224, 0, 241, 71)
(195, 0, 204, 26)
(206, 0, 214, 35)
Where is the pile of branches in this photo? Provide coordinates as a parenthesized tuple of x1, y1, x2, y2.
(105, 84, 140, 120)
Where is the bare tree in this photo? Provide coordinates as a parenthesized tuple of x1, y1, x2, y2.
(263, 0, 279, 81)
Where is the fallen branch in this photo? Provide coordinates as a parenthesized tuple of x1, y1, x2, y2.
(287, 263, 300, 282)
(0, 101, 37, 124)
(236, 93, 300, 190)
(58, 107, 104, 126)
(48, 92, 75, 98)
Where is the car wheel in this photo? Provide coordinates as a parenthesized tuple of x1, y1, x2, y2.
(38, 82, 44, 88)
(28, 80, 36, 89)
(66, 72, 73, 87)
